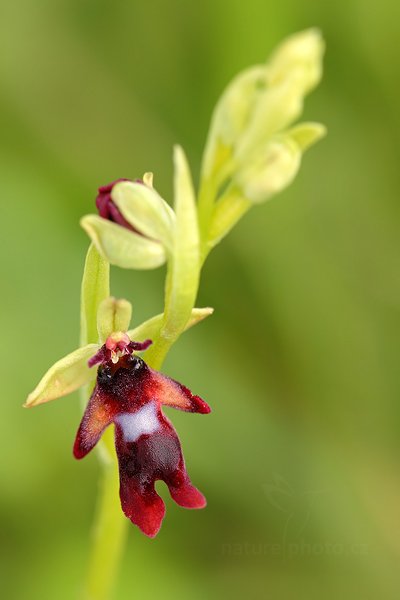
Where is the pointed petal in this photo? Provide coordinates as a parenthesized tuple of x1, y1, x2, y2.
(25, 344, 100, 407)
(81, 215, 167, 270)
(73, 385, 118, 459)
(146, 368, 211, 414)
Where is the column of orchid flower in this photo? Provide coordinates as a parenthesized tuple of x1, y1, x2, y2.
(26, 30, 326, 600)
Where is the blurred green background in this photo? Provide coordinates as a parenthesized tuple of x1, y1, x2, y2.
(1, 0, 400, 598)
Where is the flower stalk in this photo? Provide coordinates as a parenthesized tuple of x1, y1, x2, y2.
(25, 28, 326, 600)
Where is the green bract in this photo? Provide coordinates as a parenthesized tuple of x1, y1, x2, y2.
(144, 146, 201, 368)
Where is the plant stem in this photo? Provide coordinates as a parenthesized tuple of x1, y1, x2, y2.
(81, 431, 127, 600)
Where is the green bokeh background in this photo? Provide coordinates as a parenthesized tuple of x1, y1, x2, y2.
(1, 1, 400, 599)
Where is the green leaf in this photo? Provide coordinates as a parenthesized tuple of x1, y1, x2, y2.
(80, 243, 110, 346)
(81, 215, 167, 270)
(97, 297, 132, 343)
(127, 307, 214, 342)
(24, 344, 100, 407)
(111, 180, 175, 252)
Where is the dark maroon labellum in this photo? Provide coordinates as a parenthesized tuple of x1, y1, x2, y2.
(74, 338, 210, 537)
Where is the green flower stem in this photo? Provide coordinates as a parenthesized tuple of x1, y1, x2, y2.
(197, 177, 217, 247)
(82, 429, 127, 600)
(202, 188, 251, 263)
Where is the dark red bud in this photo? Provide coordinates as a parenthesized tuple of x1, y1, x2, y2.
(96, 179, 143, 232)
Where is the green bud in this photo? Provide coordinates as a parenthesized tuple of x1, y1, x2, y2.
(234, 121, 326, 204)
(235, 137, 300, 203)
(235, 28, 325, 160)
(201, 65, 265, 181)
(200, 28, 325, 188)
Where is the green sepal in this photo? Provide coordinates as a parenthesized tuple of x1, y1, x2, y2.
(111, 180, 175, 252)
(24, 344, 100, 407)
(80, 243, 110, 346)
(80, 215, 167, 270)
(286, 121, 327, 151)
(127, 306, 214, 342)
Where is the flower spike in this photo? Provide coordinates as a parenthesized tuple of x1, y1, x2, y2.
(74, 335, 210, 537)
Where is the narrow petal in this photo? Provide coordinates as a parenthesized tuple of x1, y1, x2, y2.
(81, 215, 167, 270)
(25, 344, 100, 407)
(146, 368, 211, 414)
(73, 385, 118, 459)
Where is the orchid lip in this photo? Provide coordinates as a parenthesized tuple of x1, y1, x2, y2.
(74, 340, 210, 537)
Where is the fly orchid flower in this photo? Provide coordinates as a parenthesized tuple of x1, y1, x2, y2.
(75, 332, 210, 538)
(25, 297, 213, 537)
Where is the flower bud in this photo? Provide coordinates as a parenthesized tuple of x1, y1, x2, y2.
(201, 28, 325, 187)
(234, 122, 326, 204)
